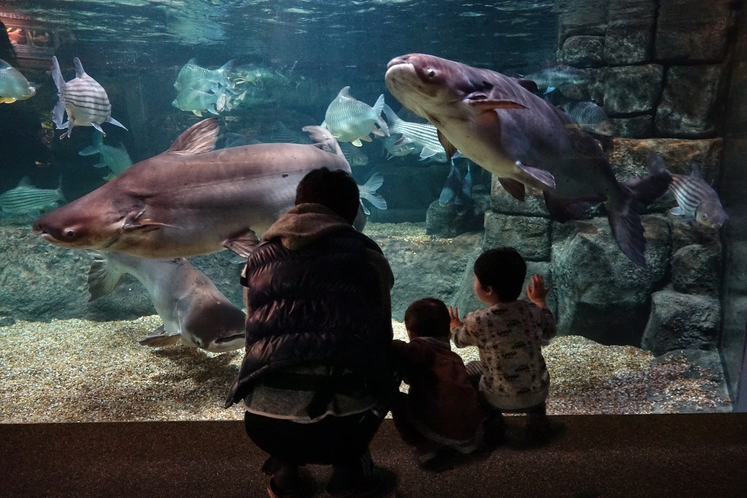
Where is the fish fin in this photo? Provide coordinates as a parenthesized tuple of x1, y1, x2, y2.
(543, 191, 598, 222)
(52, 100, 66, 129)
(103, 173, 116, 181)
(192, 110, 203, 117)
(371, 129, 385, 137)
(18, 176, 33, 187)
(139, 329, 182, 348)
(362, 172, 384, 192)
(381, 103, 399, 126)
(419, 145, 438, 159)
(73, 57, 86, 77)
(91, 123, 106, 136)
(123, 209, 180, 231)
(371, 94, 390, 136)
(338, 86, 352, 98)
(93, 162, 107, 168)
(50, 56, 66, 91)
(0, 97, 17, 104)
(515, 161, 556, 190)
(359, 200, 371, 216)
(302, 126, 343, 156)
(359, 135, 372, 142)
(106, 116, 128, 131)
(606, 199, 647, 267)
(167, 118, 219, 155)
(359, 175, 387, 211)
(86, 251, 126, 301)
(514, 78, 540, 94)
(498, 177, 525, 201)
(544, 86, 556, 94)
(623, 169, 671, 208)
(646, 152, 670, 175)
(437, 130, 459, 161)
(669, 207, 687, 216)
(469, 99, 527, 112)
(79, 145, 98, 157)
(351, 139, 363, 147)
(224, 230, 261, 258)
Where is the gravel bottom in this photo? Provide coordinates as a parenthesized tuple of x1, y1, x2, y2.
(0, 316, 731, 423)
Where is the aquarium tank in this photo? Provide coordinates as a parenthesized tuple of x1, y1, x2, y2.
(0, 0, 746, 423)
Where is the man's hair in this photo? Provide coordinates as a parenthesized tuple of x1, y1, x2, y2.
(404, 298, 450, 340)
(473, 247, 526, 302)
(295, 167, 359, 224)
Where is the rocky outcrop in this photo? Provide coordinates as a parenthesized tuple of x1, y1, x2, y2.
(641, 290, 720, 355)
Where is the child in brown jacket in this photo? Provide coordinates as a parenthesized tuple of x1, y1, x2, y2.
(391, 298, 485, 471)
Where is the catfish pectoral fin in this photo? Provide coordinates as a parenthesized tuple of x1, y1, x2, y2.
(498, 177, 526, 201)
(224, 230, 261, 258)
(516, 161, 556, 190)
(122, 219, 180, 232)
(467, 98, 527, 112)
(139, 327, 182, 348)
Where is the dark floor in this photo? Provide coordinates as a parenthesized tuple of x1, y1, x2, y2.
(2, 414, 747, 498)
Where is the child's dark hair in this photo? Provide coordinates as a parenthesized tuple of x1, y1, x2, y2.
(473, 247, 526, 302)
(295, 167, 360, 224)
(404, 298, 450, 340)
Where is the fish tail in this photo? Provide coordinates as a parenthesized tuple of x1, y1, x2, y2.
(372, 94, 390, 136)
(626, 161, 672, 208)
(605, 194, 647, 267)
(86, 251, 126, 301)
(381, 103, 400, 127)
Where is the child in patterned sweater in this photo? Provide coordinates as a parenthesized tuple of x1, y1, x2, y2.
(449, 247, 556, 446)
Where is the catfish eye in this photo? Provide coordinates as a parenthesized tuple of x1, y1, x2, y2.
(66, 229, 75, 238)
(426, 68, 436, 78)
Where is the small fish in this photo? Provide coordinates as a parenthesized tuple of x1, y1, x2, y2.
(322, 86, 389, 146)
(0, 176, 65, 217)
(0, 59, 36, 104)
(357, 172, 387, 215)
(454, 162, 473, 215)
(523, 65, 590, 94)
(86, 251, 245, 352)
(174, 58, 234, 93)
(79, 132, 133, 180)
(341, 142, 369, 166)
(562, 101, 615, 137)
(382, 104, 448, 162)
(381, 134, 416, 159)
(51, 56, 128, 139)
(647, 152, 728, 228)
(439, 159, 463, 207)
(172, 88, 225, 116)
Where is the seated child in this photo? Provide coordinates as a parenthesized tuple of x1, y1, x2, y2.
(449, 247, 557, 446)
(391, 298, 485, 470)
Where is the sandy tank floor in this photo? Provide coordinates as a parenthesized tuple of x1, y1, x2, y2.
(0, 316, 732, 423)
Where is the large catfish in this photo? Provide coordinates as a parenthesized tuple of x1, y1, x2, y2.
(385, 53, 669, 266)
(33, 119, 352, 258)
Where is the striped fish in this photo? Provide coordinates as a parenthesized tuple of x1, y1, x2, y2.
(51, 56, 128, 139)
(562, 101, 615, 137)
(0, 176, 65, 217)
(322, 86, 389, 146)
(381, 104, 448, 162)
(648, 152, 728, 228)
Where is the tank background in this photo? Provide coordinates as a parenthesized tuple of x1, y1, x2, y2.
(0, 2, 741, 371)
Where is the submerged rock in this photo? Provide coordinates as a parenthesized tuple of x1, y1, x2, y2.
(642, 290, 720, 355)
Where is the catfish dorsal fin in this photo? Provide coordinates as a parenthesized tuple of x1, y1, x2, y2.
(167, 118, 219, 155)
(437, 129, 459, 161)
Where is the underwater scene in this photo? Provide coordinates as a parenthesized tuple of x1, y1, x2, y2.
(1, 0, 746, 422)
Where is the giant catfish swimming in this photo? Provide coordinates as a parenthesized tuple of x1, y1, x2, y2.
(385, 53, 669, 266)
(33, 119, 352, 258)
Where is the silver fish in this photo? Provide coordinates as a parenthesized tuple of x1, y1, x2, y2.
(647, 152, 728, 228)
(381, 104, 447, 162)
(33, 119, 352, 259)
(385, 53, 670, 266)
(172, 88, 228, 116)
(341, 142, 369, 166)
(439, 159, 463, 206)
(523, 65, 590, 94)
(381, 134, 416, 159)
(0, 176, 65, 217)
(0, 59, 35, 104)
(357, 172, 387, 215)
(562, 101, 615, 137)
(322, 86, 389, 146)
(174, 58, 233, 93)
(79, 132, 133, 180)
(87, 251, 245, 352)
(51, 56, 127, 139)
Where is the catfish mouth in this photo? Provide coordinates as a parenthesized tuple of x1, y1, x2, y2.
(209, 333, 246, 352)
